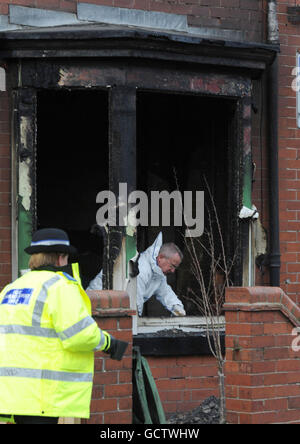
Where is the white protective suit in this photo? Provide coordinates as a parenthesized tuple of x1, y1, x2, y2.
(87, 233, 185, 317)
(135, 232, 185, 316)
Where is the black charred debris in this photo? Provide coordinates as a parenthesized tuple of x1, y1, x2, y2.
(167, 396, 221, 425)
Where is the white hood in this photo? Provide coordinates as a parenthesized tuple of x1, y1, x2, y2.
(136, 231, 184, 315)
(143, 232, 163, 275)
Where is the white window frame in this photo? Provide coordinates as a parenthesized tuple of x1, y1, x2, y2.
(137, 314, 225, 334)
(126, 271, 225, 335)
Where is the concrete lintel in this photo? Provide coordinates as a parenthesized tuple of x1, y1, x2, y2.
(0, 14, 21, 31)
(9, 5, 81, 27)
(6, 4, 246, 44)
(77, 3, 187, 32)
(187, 25, 244, 42)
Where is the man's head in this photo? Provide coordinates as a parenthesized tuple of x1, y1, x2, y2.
(156, 243, 183, 275)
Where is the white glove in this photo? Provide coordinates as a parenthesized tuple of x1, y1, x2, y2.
(171, 304, 186, 316)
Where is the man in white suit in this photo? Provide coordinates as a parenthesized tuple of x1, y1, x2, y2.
(135, 233, 186, 317)
(88, 233, 186, 317)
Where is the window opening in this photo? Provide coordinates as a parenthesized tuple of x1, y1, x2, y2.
(36, 89, 108, 288)
(136, 91, 236, 317)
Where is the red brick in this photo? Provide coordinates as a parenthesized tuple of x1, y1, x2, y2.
(263, 347, 290, 360)
(156, 378, 187, 391)
(182, 365, 218, 377)
(250, 386, 277, 400)
(96, 318, 117, 331)
(104, 356, 132, 371)
(277, 360, 300, 372)
(104, 411, 132, 424)
(251, 360, 276, 373)
(185, 377, 218, 390)
(263, 323, 291, 335)
(286, 372, 300, 384)
(225, 284, 300, 423)
(166, 390, 183, 402)
(59, 0, 76, 13)
(93, 371, 118, 385)
(90, 398, 117, 413)
(118, 397, 132, 410)
(119, 317, 132, 329)
(86, 413, 104, 424)
(226, 411, 239, 424)
(167, 366, 183, 378)
(105, 383, 132, 398)
(226, 323, 252, 335)
(191, 389, 218, 402)
(251, 412, 280, 424)
(92, 385, 104, 399)
(226, 399, 263, 413)
(119, 370, 132, 383)
(264, 398, 288, 411)
(225, 361, 240, 374)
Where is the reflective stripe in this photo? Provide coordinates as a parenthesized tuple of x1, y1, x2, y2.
(0, 367, 93, 383)
(57, 316, 95, 341)
(0, 324, 57, 338)
(94, 329, 108, 351)
(31, 240, 70, 246)
(0, 317, 97, 341)
(32, 276, 61, 326)
(71, 263, 82, 287)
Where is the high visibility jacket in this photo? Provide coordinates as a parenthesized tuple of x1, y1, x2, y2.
(0, 269, 110, 419)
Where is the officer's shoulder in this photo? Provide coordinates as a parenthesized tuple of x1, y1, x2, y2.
(55, 271, 79, 286)
(61, 272, 77, 283)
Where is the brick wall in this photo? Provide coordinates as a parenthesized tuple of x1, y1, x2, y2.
(250, 1, 300, 295)
(87, 290, 135, 424)
(0, 0, 266, 42)
(147, 355, 219, 416)
(187, 0, 265, 42)
(224, 286, 300, 424)
(277, 1, 300, 303)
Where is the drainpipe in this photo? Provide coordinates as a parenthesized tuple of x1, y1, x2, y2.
(267, 0, 281, 286)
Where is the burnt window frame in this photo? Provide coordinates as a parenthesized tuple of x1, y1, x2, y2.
(4, 26, 277, 330)
(11, 72, 249, 333)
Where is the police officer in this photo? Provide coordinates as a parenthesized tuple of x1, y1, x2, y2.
(0, 228, 127, 424)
